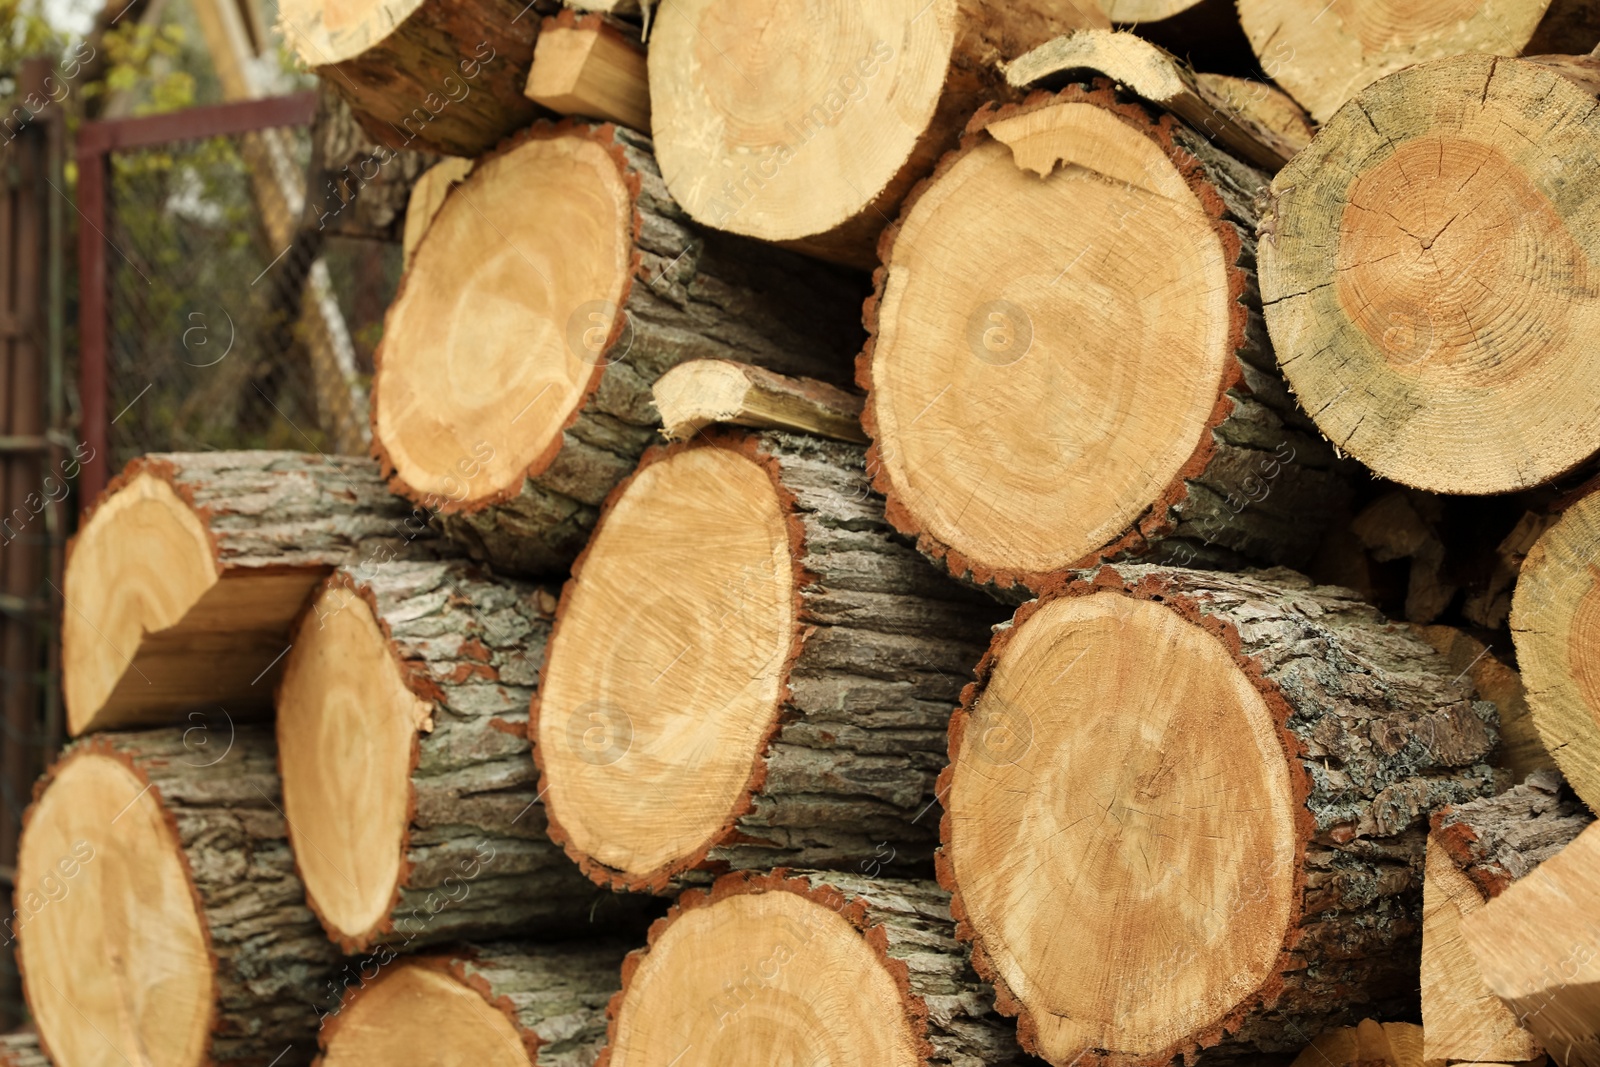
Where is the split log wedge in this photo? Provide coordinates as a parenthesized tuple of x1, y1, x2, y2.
(17, 726, 338, 1067)
(647, 0, 1109, 267)
(939, 565, 1502, 1066)
(1260, 52, 1600, 494)
(276, 559, 649, 953)
(371, 123, 861, 577)
(1511, 487, 1600, 813)
(277, 0, 543, 156)
(1461, 818, 1600, 1067)
(318, 942, 630, 1067)
(596, 870, 1027, 1067)
(861, 85, 1344, 599)
(524, 11, 649, 132)
(62, 452, 434, 737)
(532, 430, 1002, 892)
(650, 359, 866, 444)
(1423, 771, 1589, 1065)
(1238, 0, 1600, 122)
(1004, 30, 1312, 170)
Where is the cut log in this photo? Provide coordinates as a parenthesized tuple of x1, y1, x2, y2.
(62, 452, 436, 737)
(276, 559, 650, 953)
(1237, 0, 1600, 122)
(318, 941, 630, 1067)
(938, 564, 1502, 1066)
(524, 11, 649, 133)
(1460, 819, 1600, 1067)
(1289, 1020, 1425, 1067)
(650, 359, 867, 444)
(1415, 625, 1556, 784)
(860, 85, 1345, 599)
(400, 156, 472, 270)
(646, 0, 1109, 268)
(17, 725, 339, 1067)
(1423, 772, 1589, 1065)
(1004, 30, 1311, 170)
(1511, 487, 1600, 814)
(596, 870, 1028, 1066)
(532, 430, 1003, 892)
(0, 1035, 48, 1067)
(1259, 52, 1600, 494)
(371, 122, 863, 577)
(276, 0, 547, 156)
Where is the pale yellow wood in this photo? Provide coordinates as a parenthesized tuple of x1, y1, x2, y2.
(647, 0, 1108, 264)
(525, 16, 651, 132)
(1512, 491, 1600, 814)
(537, 446, 793, 880)
(321, 964, 530, 1067)
(1238, 0, 1557, 122)
(945, 593, 1297, 1063)
(871, 100, 1231, 577)
(1260, 53, 1600, 495)
(1423, 836, 1544, 1064)
(650, 359, 867, 443)
(1462, 821, 1600, 1067)
(649, 0, 957, 249)
(375, 132, 633, 503)
(1291, 1020, 1427, 1066)
(279, 0, 428, 66)
(606, 888, 920, 1066)
(17, 754, 213, 1067)
(63, 472, 219, 733)
(401, 157, 473, 271)
(276, 584, 430, 945)
(1003, 29, 1309, 169)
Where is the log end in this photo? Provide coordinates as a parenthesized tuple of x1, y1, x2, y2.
(373, 123, 635, 518)
(863, 87, 1251, 594)
(18, 747, 214, 1067)
(939, 581, 1302, 1066)
(1261, 53, 1600, 494)
(534, 436, 800, 891)
(277, 579, 431, 952)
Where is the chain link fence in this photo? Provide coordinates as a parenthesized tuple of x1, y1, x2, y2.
(102, 115, 394, 469)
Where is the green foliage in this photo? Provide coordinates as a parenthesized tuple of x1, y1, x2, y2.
(90, 18, 195, 114)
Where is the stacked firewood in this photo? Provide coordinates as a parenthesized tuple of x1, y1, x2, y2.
(22, 1, 1600, 1066)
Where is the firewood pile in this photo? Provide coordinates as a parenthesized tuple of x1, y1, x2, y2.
(22, 1, 1600, 1065)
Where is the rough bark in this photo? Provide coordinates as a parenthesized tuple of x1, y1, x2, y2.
(285, 0, 555, 157)
(111, 452, 439, 568)
(1430, 769, 1593, 902)
(419, 124, 865, 577)
(596, 870, 1029, 1067)
(304, 83, 440, 243)
(318, 940, 630, 1067)
(48, 726, 339, 1067)
(940, 564, 1503, 1066)
(535, 430, 1005, 892)
(285, 559, 655, 951)
(859, 84, 1348, 603)
(64, 451, 441, 735)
